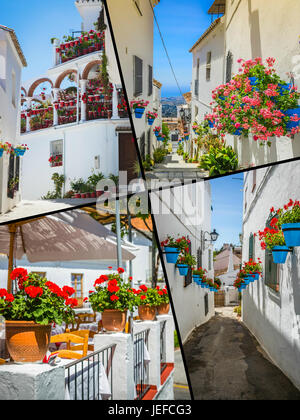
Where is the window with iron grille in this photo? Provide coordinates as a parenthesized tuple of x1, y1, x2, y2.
(204, 293, 209, 316)
(134, 56, 143, 97)
(71, 273, 83, 306)
(7, 154, 19, 199)
(184, 241, 193, 287)
(208, 249, 212, 270)
(148, 65, 153, 96)
(249, 233, 255, 261)
(195, 58, 200, 96)
(225, 51, 233, 83)
(147, 129, 151, 156)
(140, 132, 145, 161)
(206, 52, 212, 81)
(264, 215, 280, 292)
(50, 140, 63, 167)
(197, 247, 202, 268)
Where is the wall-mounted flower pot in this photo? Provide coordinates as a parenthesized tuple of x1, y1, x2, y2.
(154, 131, 159, 137)
(284, 108, 300, 131)
(0, 150, 3, 158)
(134, 108, 145, 118)
(272, 245, 290, 264)
(148, 118, 154, 126)
(164, 246, 180, 264)
(254, 273, 260, 281)
(192, 275, 201, 285)
(248, 76, 259, 90)
(177, 264, 189, 276)
(281, 223, 300, 247)
(208, 121, 214, 128)
(157, 136, 163, 141)
(233, 128, 243, 136)
(278, 83, 292, 95)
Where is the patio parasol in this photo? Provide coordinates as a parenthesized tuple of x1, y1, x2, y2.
(0, 209, 136, 292)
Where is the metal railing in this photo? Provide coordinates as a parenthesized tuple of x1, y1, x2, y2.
(160, 320, 167, 374)
(64, 344, 116, 400)
(134, 328, 150, 400)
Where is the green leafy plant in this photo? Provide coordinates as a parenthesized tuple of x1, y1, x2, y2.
(199, 146, 238, 176)
(276, 199, 300, 226)
(87, 171, 105, 189)
(134, 285, 161, 307)
(0, 269, 76, 325)
(156, 286, 169, 304)
(70, 178, 86, 193)
(177, 253, 196, 267)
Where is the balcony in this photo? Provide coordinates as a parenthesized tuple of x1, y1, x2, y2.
(54, 30, 105, 67)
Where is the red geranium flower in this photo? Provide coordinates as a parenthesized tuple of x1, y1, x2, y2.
(5, 294, 14, 303)
(117, 267, 125, 274)
(140, 285, 148, 292)
(25, 286, 43, 298)
(110, 294, 119, 301)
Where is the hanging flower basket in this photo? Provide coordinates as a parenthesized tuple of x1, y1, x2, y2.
(177, 264, 189, 276)
(273, 198, 300, 247)
(130, 100, 149, 119)
(281, 223, 300, 247)
(146, 111, 157, 126)
(283, 108, 300, 132)
(272, 245, 290, 264)
(164, 246, 180, 263)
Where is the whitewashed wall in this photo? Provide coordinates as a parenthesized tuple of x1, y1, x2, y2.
(20, 119, 120, 200)
(0, 28, 24, 214)
(190, 0, 300, 166)
(150, 181, 215, 343)
(242, 161, 300, 390)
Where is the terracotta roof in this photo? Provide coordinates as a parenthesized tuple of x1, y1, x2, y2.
(130, 216, 153, 233)
(0, 25, 27, 67)
(189, 17, 221, 53)
(214, 248, 241, 272)
(183, 92, 192, 103)
(208, 0, 225, 15)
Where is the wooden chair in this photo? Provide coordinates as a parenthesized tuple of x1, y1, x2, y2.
(50, 330, 89, 359)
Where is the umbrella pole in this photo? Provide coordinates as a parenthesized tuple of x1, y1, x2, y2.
(7, 224, 17, 293)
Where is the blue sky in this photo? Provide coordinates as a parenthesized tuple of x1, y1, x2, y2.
(1, 0, 81, 82)
(153, 0, 213, 97)
(209, 175, 244, 250)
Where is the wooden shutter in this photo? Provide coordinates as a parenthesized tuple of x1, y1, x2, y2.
(226, 51, 233, 83)
(148, 65, 153, 96)
(184, 241, 193, 287)
(134, 56, 143, 97)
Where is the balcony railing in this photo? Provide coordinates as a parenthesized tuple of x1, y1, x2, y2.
(64, 344, 116, 401)
(54, 31, 105, 66)
(134, 328, 150, 400)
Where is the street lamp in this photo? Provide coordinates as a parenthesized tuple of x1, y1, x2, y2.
(201, 229, 219, 249)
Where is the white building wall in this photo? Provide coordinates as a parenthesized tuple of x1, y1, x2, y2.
(0, 29, 24, 214)
(242, 161, 300, 390)
(20, 120, 120, 200)
(150, 181, 215, 343)
(190, 0, 300, 167)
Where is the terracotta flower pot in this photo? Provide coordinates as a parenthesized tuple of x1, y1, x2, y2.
(5, 321, 52, 363)
(102, 309, 127, 332)
(156, 303, 170, 315)
(138, 305, 156, 321)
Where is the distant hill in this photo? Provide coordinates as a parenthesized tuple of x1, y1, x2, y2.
(161, 96, 185, 118)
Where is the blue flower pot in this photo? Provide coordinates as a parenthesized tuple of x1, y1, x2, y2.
(154, 131, 159, 137)
(272, 246, 289, 264)
(247, 275, 256, 283)
(0, 149, 3, 158)
(254, 273, 260, 281)
(208, 121, 214, 128)
(148, 118, 154, 126)
(248, 77, 259, 90)
(233, 128, 243, 136)
(134, 107, 145, 118)
(282, 223, 300, 247)
(243, 278, 250, 285)
(240, 284, 247, 290)
(284, 108, 300, 131)
(219, 95, 225, 101)
(278, 83, 292, 95)
(157, 136, 163, 141)
(193, 275, 200, 283)
(177, 264, 189, 276)
(164, 247, 180, 264)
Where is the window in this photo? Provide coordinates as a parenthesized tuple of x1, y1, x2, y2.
(264, 216, 280, 292)
(140, 132, 145, 160)
(11, 71, 16, 107)
(134, 56, 143, 97)
(204, 293, 209, 316)
(148, 65, 153, 96)
(184, 241, 193, 287)
(195, 58, 200, 97)
(0, 40, 6, 91)
(206, 52, 212, 81)
(7, 154, 20, 199)
(194, 105, 198, 117)
(208, 249, 212, 270)
(244, 186, 248, 213)
(197, 246, 202, 268)
(71, 273, 83, 306)
(225, 51, 233, 83)
(50, 140, 63, 167)
(31, 272, 46, 278)
(249, 233, 255, 261)
(147, 129, 151, 156)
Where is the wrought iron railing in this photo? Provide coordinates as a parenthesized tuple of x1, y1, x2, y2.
(64, 344, 116, 400)
(160, 320, 167, 374)
(134, 328, 150, 400)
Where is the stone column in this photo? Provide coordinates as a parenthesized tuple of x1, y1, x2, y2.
(26, 97, 32, 132)
(53, 38, 60, 66)
(111, 83, 120, 120)
(80, 79, 88, 123)
(52, 88, 60, 126)
(93, 332, 135, 400)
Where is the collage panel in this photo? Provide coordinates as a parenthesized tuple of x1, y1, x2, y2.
(0, 0, 141, 225)
(151, 160, 300, 400)
(107, 0, 300, 186)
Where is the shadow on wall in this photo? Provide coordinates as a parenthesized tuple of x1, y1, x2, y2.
(248, 1, 262, 60)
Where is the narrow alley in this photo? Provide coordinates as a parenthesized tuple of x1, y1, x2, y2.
(183, 307, 300, 400)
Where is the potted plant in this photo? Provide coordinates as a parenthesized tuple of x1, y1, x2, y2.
(146, 111, 157, 126)
(176, 253, 196, 277)
(160, 235, 191, 264)
(88, 268, 136, 332)
(0, 142, 10, 157)
(153, 126, 161, 137)
(130, 99, 149, 118)
(241, 258, 262, 281)
(276, 199, 300, 247)
(258, 225, 289, 264)
(134, 285, 160, 321)
(0, 268, 76, 363)
(155, 286, 170, 315)
(13, 144, 29, 156)
(192, 267, 207, 284)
